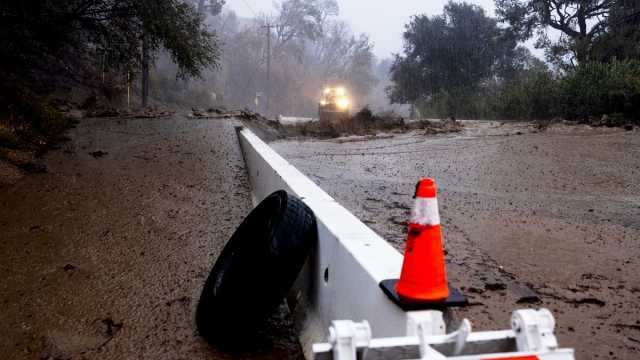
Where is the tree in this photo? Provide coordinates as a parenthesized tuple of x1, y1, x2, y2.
(270, 0, 376, 115)
(0, 1, 220, 99)
(387, 56, 423, 106)
(189, 0, 225, 15)
(208, 0, 376, 117)
(495, 0, 616, 66)
(592, 0, 640, 61)
(311, 22, 377, 98)
(388, 1, 523, 108)
(275, 0, 338, 45)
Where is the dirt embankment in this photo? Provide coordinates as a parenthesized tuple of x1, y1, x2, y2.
(272, 120, 640, 360)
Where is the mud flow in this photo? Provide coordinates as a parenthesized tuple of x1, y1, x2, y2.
(273, 121, 640, 360)
(0, 117, 302, 359)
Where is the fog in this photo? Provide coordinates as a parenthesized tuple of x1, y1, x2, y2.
(228, 0, 497, 58)
(148, 0, 632, 122)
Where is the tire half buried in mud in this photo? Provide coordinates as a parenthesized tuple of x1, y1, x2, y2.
(196, 190, 317, 343)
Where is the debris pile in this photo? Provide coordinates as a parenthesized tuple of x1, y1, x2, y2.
(187, 107, 283, 140)
(535, 114, 637, 131)
(86, 107, 123, 118)
(86, 105, 174, 119)
(189, 107, 225, 118)
(186, 106, 287, 141)
(411, 118, 464, 135)
(132, 106, 173, 119)
(237, 109, 267, 121)
(584, 114, 636, 130)
(188, 107, 266, 121)
(279, 107, 464, 139)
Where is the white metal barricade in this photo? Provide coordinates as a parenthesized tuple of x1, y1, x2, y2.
(313, 309, 574, 360)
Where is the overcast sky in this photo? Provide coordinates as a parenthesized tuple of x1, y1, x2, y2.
(227, 0, 499, 58)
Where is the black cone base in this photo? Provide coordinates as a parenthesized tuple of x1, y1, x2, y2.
(379, 279, 468, 311)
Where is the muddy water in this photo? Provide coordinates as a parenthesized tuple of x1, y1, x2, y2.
(272, 121, 640, 360)
(0, 117, 302, 359)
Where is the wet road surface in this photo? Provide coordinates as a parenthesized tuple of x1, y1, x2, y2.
(272, 121, 640, 360)
(0, 117, 302, 359)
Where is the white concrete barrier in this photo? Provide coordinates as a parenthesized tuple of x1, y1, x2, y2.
(237, 128, 408, 352)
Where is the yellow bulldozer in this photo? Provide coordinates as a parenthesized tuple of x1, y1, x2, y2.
(318, 86, 351, 123)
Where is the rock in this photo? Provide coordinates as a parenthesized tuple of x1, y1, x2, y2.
(484, 282, 507, 291)
(516, 295, 541, 304)
(101, 318, 123, 337)
(89, 150, 108, 158)
(191, 107, 206, 117)
(614, 323, 640, 331)
(511, 283, 541, 304)
(62, 264, 76, 272)
(572, 297, 605, 307)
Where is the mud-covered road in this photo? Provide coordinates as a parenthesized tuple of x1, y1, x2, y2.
(0, 117, 301, 359)
(272, 121, 640, 360)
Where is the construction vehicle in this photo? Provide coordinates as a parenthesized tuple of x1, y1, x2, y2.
(319, 86, 351, 123)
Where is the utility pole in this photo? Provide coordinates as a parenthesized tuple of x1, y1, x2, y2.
(262, 22, 276, 118)
(141, 30, 150, 108)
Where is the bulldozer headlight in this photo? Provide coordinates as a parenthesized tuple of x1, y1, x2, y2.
(336, 87, 346, 96)
(320, 100, 327, 106)
(337, 98, 350, 110)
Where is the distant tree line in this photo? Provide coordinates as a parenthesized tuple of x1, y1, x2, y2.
(388, 0, 640, 121)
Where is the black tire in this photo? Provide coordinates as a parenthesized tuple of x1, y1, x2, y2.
(196, 190, 317, 343)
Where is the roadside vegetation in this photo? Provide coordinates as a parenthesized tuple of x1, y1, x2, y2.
(0, 0, 223, 153)
(388, 1, 640, 126)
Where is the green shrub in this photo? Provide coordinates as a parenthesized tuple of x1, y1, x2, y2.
(562, 60, 640, 120)
(0, 85, 74, 149)
(497, 71, 562, 120)
(418, 88, 496, 120)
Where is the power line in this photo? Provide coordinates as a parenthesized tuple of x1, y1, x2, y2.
(240, 0, 257, 17)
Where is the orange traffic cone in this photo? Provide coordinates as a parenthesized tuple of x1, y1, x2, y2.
(395, 178, 449, 302)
